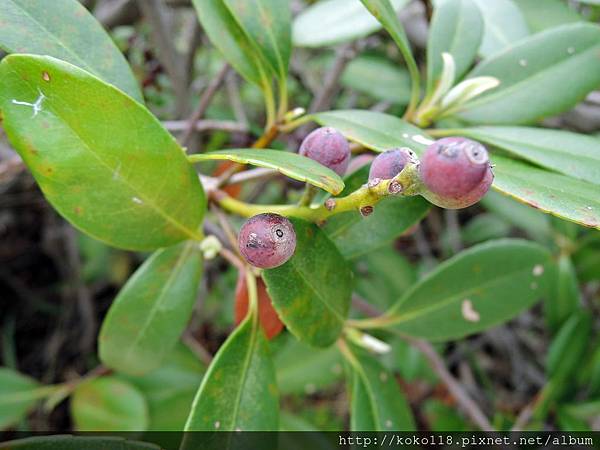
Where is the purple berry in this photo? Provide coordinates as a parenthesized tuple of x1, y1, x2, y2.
(238, 213, 296, 269)
(299, 127, 350, 176)
(419, 137, 494, 209)
(368, 148, 416, 181)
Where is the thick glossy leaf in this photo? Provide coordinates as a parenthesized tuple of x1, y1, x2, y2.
(514, 0, 583, 33)
(0, 55, 205, 250)
(348, 346, 415, 431)
(71, 377, 149, 431)
(292, 0, 408, 48)
(427, 0, 483, 93)
(545, 255, 580, 333)
(275, 336, 343, 395)
(342, 55, 411, 105)
(263, 218, 352, 347)
(458, 23, 600, 125)
(0, 368, 50, 429)
(0, 0, 142, 102)
(313, 110, 428, 153)
(191, 0, 264, 86)
(189, 149, 344, 195)
(224, 0, 291, 80)
(471, 0, 529, 57)
(99, 242, 203, 376)
(492, 156, 600, 230)
(313, 110, 600, 230)
(381, 239, 553, 341)
(325, 196, 430, 259)
(183, 317, 278, 432)
(120, 343, 205, 431)
(445, 126, 600, 185)
(0, 436, 159, 450)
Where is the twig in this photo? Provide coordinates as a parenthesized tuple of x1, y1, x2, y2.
(137, 0, 189, 116)
(308, 43, 356, 114)
(183, 332, 213, 365)
(181, 63, 231, 146)
(163, 119, 248, 133)
(350, 296, 495, 432)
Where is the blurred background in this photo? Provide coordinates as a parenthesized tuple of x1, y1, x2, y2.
(1, 0, 600, 434)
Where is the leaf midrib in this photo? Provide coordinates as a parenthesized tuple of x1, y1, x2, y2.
(123, 243, 197, 365)
(387, 259, 544, 324)
(291, 257, 347, 323)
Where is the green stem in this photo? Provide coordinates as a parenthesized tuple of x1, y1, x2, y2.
(215, 164, 422, 222)
(298, 184, 318, 207)
(245, 269, 259, 322)
(260, 75, 277, 131)
(276, 76, 289, 121)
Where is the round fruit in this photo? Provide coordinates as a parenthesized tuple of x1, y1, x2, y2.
(299, 127, 350, 176)
(368, 147, 415, 181)
(238, 213, 296, 269)
(419, 137, 494, 209)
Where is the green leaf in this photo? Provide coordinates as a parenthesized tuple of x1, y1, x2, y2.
(99, 242, 203, 376)
(359, 0, 420, 114)
(347, 346, 415, 431)
(0, 368, 51, 430)
(312, 109, 428, 153)
(191, 0, 265, 86)
(573, 235, 600, 282)
(325, 196, 429, 259)
(545, 255, 580, 333)
(354, 246, 417, 311)
(380, 239, 553, 342)
(427, 0, 484, 93)
(0, 55, 205, 250)
(312, 111, 600, 230)
(275, 336, 343, 395)
(471, 0, 529, 57)
(492, 155, 600, 230)
(189, 149, 344, 195)
(458, 23, 600, 125)
(514, 0, 583, 33)
(0, 436, 160, 450)
(263, 218, 352, 347)
(71, 377, 149, 431)
(0, 0, 142, 102)
(292, 0, 409, 48)
(461, 213, 511, 245)
(341, 55, 411, 105)
(224, 0, 291, 81)
(183, 317, 278, 432)
(120, 343, 206, 431)
(480, 190, 551, 241)
(442, 126, 600, 185)
(547, 312, 592, 380)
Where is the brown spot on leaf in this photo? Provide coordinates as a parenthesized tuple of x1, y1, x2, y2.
(42, 71, 51, 82)
(74, 206, 83, 215)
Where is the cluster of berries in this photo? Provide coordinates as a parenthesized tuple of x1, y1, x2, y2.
(238, 127, 494, 269)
